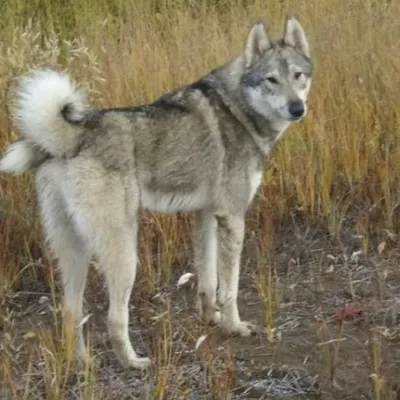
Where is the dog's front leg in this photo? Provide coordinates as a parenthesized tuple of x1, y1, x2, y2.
(193, 211, 220, 325)
(216, 213, 256, 336)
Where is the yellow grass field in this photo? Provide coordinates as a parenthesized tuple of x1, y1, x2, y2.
(1, 1, 400, 399)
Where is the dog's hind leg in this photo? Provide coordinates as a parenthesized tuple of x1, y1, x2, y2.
(105, 236, 142, 369)
(66, 168, 150, 370)
(216, 214, 256, 336)
(97, 217, 150, 370)
(193, 211, 220, 325)
(36, 169, 90, 361)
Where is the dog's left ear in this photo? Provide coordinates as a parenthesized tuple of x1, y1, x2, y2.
(283, 16, 310, 57)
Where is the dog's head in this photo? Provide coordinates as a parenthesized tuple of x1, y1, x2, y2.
(241, 17, 312, 122)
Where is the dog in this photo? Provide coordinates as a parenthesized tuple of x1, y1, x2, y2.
(0, 16, 312, 369)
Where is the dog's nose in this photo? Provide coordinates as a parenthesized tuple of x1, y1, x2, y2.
(288, 101, 305, 119)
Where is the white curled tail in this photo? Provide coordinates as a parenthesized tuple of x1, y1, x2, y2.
(1, 69, 89, 174)
(0, 140, 40, 173)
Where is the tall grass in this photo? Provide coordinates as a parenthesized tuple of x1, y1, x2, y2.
(1, 0, 400, 397)
(2, 0, 400, 292)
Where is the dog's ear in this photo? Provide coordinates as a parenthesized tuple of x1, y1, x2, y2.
(283, 16, 310, 57)
(244, 22, 271, 68)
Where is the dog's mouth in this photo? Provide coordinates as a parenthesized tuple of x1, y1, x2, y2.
(288, 114, 305, 122)
(278, 112, 304, 122)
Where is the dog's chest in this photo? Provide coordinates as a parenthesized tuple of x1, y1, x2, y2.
(271, 120, 290, 143)
(248, 169, 263, 204)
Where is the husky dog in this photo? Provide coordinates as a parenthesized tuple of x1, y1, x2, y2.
(0, 16, 312, 369)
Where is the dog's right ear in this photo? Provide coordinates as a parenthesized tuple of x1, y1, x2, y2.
(244, 22, 271, 68)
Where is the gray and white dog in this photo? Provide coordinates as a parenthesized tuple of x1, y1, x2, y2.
(0, 16, 312, 369)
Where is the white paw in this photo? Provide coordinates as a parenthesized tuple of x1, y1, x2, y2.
(202, 309, 221, 326)
(199, 309, 221, 326)
(221, 320, 257, 337)
(211, 310, 221, 325)
(123, 355, 151, 370)
(197, 295, 221, 326)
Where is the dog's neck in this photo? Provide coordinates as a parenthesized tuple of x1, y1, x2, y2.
(207, 55, 291, 156)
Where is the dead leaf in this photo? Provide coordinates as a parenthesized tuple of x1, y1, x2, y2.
(23, 331, 36, 340)
(177, 272, 195, 288)
(335, 304, 363, 322)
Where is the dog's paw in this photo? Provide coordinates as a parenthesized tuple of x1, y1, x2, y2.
(122, 355, 151, 370)
(210, 310, 221, 325)
(201, 309, 221, 326)
(221, 320, 257, 337)
(197, 295, 221, 326)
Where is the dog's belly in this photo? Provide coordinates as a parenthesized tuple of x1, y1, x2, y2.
(140, 186, 209, 214)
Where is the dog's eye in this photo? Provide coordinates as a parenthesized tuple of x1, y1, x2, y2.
(266, 76, 278, 84)
(294, 72, 303, 80)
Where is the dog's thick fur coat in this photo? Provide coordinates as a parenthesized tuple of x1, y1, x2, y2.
(1, 17, 312, 369)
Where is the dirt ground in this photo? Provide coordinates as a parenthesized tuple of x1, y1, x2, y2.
(1, 218, 400, 399)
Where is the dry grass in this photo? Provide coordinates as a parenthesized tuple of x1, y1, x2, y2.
(1, 0, 400, 399)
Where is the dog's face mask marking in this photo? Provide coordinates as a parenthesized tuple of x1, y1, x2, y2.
(242, 18, 313, 122)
